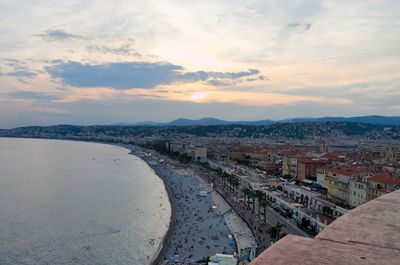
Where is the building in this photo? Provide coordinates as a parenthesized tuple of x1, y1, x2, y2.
(367, 172, 400, 201)
(282, 155, 292, 176)
(316, 167, 329, 189)
(325, 167, 369, 206)
(348, 175, 369, 208)
(296, 158, 329, 182)
(194, 146, 207, 163)
(169, 141, 182, 153)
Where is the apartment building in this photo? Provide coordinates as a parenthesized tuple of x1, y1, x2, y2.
(194, 146, 207, 163)
(349, 176, 369, 208)
(296, 158, 329, 181)
(367, 172, 400, 201)
(325, 167, 369, 206)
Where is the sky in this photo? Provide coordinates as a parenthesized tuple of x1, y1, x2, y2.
(0, 0, 400, 128)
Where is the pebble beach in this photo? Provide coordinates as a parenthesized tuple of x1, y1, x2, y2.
(125, 145, 256, 264)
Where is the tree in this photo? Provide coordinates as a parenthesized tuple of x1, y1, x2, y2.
(242, 188, 248, 204)
(255, 190, 264, 215)
(250, 190, 256, 213)
(221, 173, 228, 187)
(322, 205, 331, 215)
(270, 221, 286, 241)
(259, 200, 268, 221)
(243, 188, 252, 209)
(230, 178, 239, 197)
(300, 217, 310, 227)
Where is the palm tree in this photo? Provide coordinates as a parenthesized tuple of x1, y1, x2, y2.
(228, 176, 234, 192)
(217, 172, 223, 184)
(243, 188, 252, 209)
(255, 190, 264, 215)
(259, 200, 268, 221)
(233, 179, 239, 197)
(223, 173, 229, 188)
(248, 190, 256, 213)
(242, 188, 248, 204)
(274, 221, 286, 241)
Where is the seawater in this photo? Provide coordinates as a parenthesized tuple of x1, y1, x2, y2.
(0, 138, 171, 265)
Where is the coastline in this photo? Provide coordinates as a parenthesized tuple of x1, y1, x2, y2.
(124, 148, 175, 265)
(124, 145, 255, 264)
(1, 137, 255, 264)
(150, 167, 177, 265)
(0, 138, 176, 265)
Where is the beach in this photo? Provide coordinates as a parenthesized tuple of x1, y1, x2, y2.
(124, 145, 256, 264)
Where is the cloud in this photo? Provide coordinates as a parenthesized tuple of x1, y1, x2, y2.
(288, 23, 311, 32)
(136, 94, 166, 99)
(46, 61, 259, 90)
(3, 58, 25, 68)
(35, 29, 85, 42)
(5, 71, 36, 78)
(206, 69, 260, 79)
(246, 75, 268, 82)
(0, 70, 37, 84)
(8, 91, 61, 101)
(206, 79, 236, 86)
(87, 43, 141, 56)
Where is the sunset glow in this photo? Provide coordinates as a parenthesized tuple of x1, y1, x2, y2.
(0, 0, 399, 128)
(190, 92, 208, 101)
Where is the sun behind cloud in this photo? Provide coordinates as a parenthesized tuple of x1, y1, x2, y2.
(190, 92, 208, 101)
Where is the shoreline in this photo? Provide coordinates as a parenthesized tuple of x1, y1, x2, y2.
(127, 147, 236, 263)
(125, 145, 255, 264)
(1, 137, 254, 264)
(0, 137, 178, 264)
(150, 165, 177, 265)
(125, 148, 176, 265)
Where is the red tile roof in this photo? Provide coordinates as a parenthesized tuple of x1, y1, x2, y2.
(369, 172, 400, 185)
(330, 166, 370, 176)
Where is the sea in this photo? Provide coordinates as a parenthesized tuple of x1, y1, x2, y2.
(0, 138, 171, 265)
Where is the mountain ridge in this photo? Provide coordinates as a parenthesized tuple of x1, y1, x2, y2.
(114, 115, 400, 126)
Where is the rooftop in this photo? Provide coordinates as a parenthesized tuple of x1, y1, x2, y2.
(250, 190, 400, 265)
(330, 166, 370, 176)
(369, 172, 400, 185)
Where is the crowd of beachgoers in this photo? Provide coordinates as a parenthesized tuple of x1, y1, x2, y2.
(154, 164, 235, 262)
(123, 145, 256, 265)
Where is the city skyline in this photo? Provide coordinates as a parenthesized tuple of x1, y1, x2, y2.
(1, 0, 400, 128)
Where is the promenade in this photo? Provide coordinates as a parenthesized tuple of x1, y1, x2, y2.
(183, 163, 308, 252)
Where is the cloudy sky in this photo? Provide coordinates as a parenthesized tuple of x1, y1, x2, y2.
(0, 0, 399, 128)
